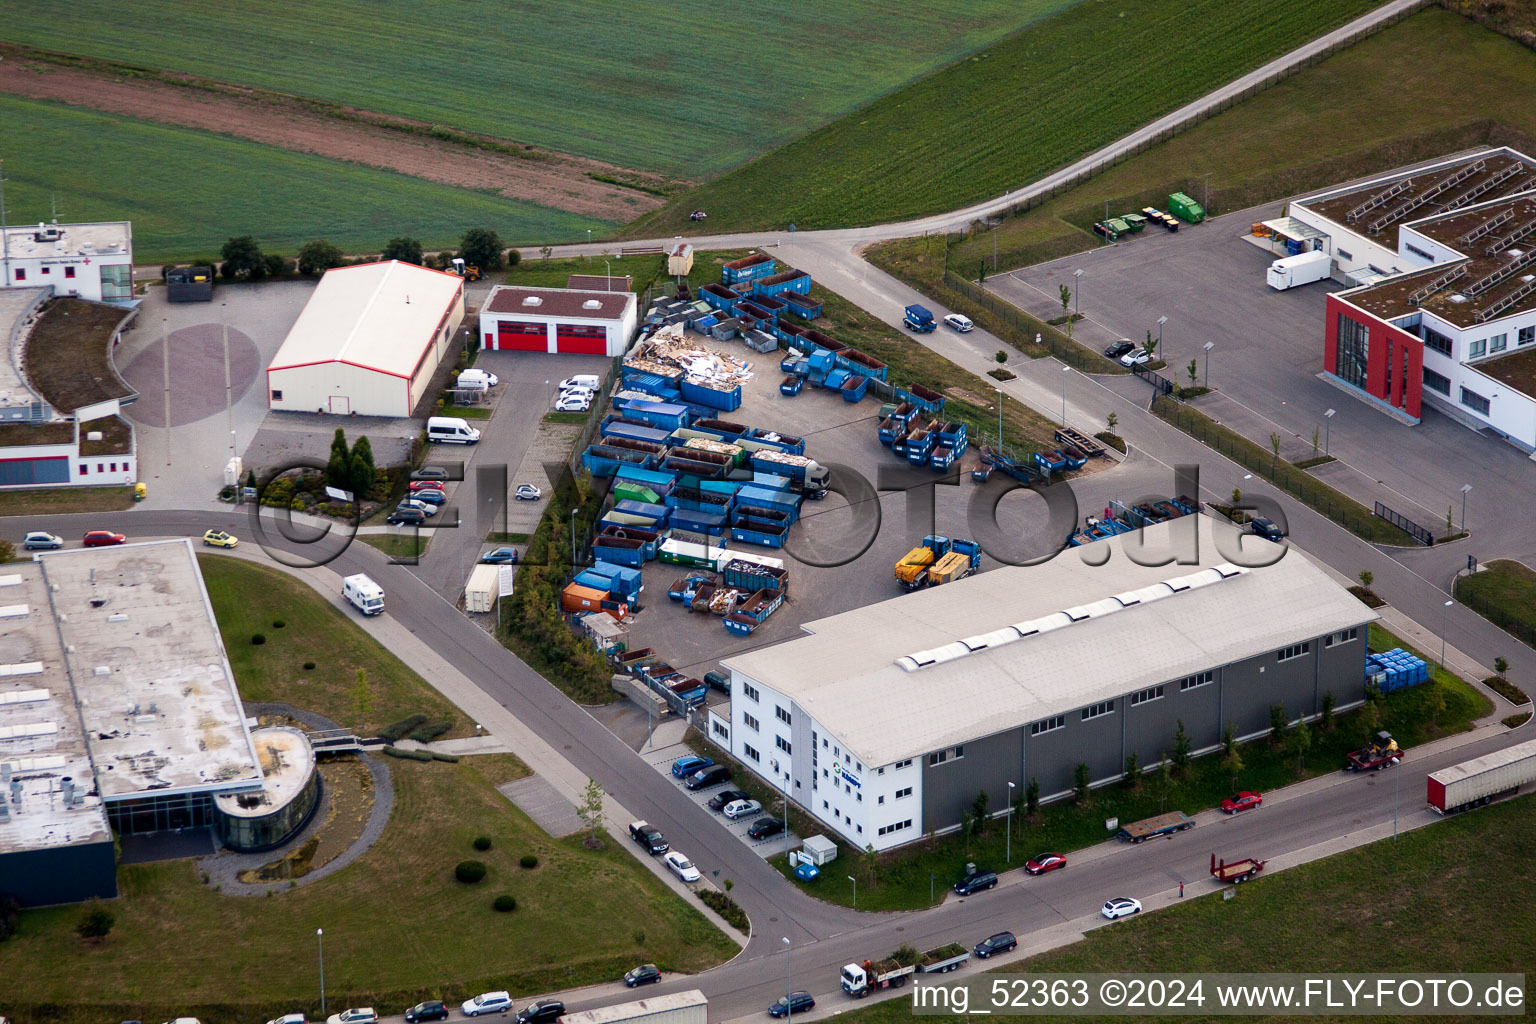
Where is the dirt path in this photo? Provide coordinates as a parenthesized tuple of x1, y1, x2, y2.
(0, 55, 666, 222)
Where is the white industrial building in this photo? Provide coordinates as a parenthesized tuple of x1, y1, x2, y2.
(267, 260, 465, 417)
(0, 221, 135, 304)
(722, 517, 1374, 851)
(479, 285, 637, 356)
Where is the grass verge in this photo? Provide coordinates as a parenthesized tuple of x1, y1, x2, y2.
(1455, 558, 1536, 651)
(198, 555, 462, 736)
(763, 623, 1487, 912)
(543, 411, 590, 425)
(1151, 395, 1417, 546)
(439, 404, 492, 419)
(1484, 677, 1531, 708)
(1504, 712, 1532, 729)
(4, 756, 734, 1024)
(828, 791, 1536, 1024)
(358, 534, 430, 560)
(0, 484, 134, 518)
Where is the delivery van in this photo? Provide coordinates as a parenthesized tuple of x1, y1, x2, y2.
(427, 416, 481, 444)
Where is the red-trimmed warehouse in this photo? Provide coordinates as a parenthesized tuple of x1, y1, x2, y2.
(479, 286, 637, 357)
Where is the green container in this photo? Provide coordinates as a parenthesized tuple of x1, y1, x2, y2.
(1108, 218, 1132, 235)
(1168, 192, 1205, 223)
(613, 482, 661, 504)
(1121, 213, 1147, 232)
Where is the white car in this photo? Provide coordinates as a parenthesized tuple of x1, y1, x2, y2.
(560, 384, 596, 400)
(943, 313, 974, 332)
(1101, 897, 1142, 920)
(515, 483, 543, 501)
(396, 498, 438, 517)
(461, 993, 512, 1017)
(1119, 349, 1153, 367)
(555, 394, 592, 412)
(23, 531, 63, 550)
(560, 374, 600, 391)
(664, 850, 701, 883)
(459, 369, 499, 387)
(326, 1010, 377, 1024)
(722, 798, 762, 820)
(266, 1015, 307, 1024)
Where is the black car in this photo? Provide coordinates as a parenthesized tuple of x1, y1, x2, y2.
(954, 869, 998, 896)
(386, 507, 426, 526)
(1104, 340, 1135, 359)
(516, 1001, 565, 1024)
(748, 817, 786, 840)
(707, 788, 751, 812)
(624, 964, 662, 987)
(684, 764, 730, 790)
(404, 1002, 448, 1024)
(1250, 517, 1285, 542)
(974, 931, 1018, 958)
(703, 670, 731, 693)
(768, 992, 815, 1019)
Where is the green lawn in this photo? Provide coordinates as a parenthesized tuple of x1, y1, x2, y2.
(827, 792, 1536, 1024)
(197, 554, 463, 736)
(358, 534, 431, 560)
(0, 484, 134, 518)
(2, 0, 1082, 177)
(1455, 558, 1536, 651)
(887, 9, 1536, 279)
(0, 95, 607, 263)
(767, 623, 1489, 912)
(631, 0, 1381, 233)
(4, 756, 735, 1024)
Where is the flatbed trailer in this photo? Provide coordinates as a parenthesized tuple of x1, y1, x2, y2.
(1210, 852, 1266, 884)
(1117, 811, 1194, 843)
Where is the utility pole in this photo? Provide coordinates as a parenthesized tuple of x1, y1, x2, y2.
(1204, 173, 1211, 212)
(992, 226, 998, 272)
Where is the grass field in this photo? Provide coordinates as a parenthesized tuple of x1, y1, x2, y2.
(0, 484, 133, 518)
(1, 0, 1081, 177)
(765, 622, 1490, 912)
(198, 555, 464, 736)
(889, 9, 1536, 279)
(1455, 558, 1536, 651)
(4, 755, 735, 1024)
(358, 534, 431, 559)
(0, 95, 606, 262)
(632, 0, 1381, 233)
(826, 790, 1536, 1024)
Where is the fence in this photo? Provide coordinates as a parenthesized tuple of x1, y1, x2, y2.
(1150, 396, 1412, 545)
(1454, 583, 1536, 651)
(942, 272, 1119, 373)
(1133, 365, 1175, 396)
(1372, 501, 1434, 547)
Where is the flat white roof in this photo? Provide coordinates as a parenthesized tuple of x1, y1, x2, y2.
(268, 261, 463, 378)
(38, 540, 262, 801)
(0, 288, 50, 410)
(213, 726, 315, 818)
(0, 565, 111, 855)
(724, 517, 1375, 767)
(562, 991, 706, 1024)
(1, 221, 132, 261)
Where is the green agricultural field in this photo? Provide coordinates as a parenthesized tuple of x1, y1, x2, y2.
(0, 95, 606, 262)
(633, 0, 1382, 233)
(1, 0, 1082, 177)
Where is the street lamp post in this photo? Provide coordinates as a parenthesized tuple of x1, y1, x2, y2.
(995, 388, 1004, 446)
(1157, 315, 1168, 364)
(1324, 408, 1336, 456)
(1072, 269, 1083, 337)
(1460, 483, 1472, 533)
(317, 928, 325, 1014)
(604, 259, 612, 290)
(570, 508, 578, 564)
(848, 875, 857, 910)
(783, 937, 792, 1024)
(1060, 366, 1070, 427)
(545, 379, 553, 410)
(1006, 781, 1015, 863)
(586, 228, 592, 260)
(1203, 341, 1214, 388)
(1440, 599, 1453, 668)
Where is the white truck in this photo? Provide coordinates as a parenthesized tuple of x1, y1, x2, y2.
(1427, 737, 1536, 814)
(1266, 249, 1331, 290)
(841, 943, 971, 997)
(557, 990, 706, 1024)
(342, 573, 385, 616)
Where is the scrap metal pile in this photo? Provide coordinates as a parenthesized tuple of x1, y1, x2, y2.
(627, 323, 755, 387)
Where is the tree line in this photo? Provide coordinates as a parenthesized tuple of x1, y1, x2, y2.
(163, 227, 521, 282)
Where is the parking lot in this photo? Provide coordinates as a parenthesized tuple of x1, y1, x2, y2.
(641, 741, 799, 861)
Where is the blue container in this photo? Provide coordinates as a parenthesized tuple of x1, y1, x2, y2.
(679, 378, 743, 412)
(731, 523, 789, 548)
(752, 269, 812, 298)
(782, 292, 823, 320)
(618, 400, 691, 432)
(591, 543, 645, 568)
(616, 465, 678, 491)
(615, 499, 671, 522)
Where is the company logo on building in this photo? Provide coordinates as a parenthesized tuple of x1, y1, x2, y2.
(833, 763, 861, 789)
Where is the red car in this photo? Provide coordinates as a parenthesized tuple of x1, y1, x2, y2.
(83, 530, 126, 547)
(1024, 852, 1067, 875)
(408, 481, 447, 493)
(1221, 791, 1263, 814)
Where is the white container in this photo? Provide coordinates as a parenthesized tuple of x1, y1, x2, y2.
(464, 564, 499, 613)
(1428, 737, 1536, 812)
(558, 991, 706, 1024)
(1266, 249, 1331, 290)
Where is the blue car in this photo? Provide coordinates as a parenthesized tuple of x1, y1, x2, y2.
(671, 755, 713, 779)
(412, 489, 447, 506)
(480, 547, 519, 564)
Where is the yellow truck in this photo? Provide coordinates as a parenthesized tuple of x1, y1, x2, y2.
(927, 540, 981, 586)
(895, 536, 947, 590)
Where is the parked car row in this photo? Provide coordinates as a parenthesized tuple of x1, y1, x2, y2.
(669, 755, 786, 844)
(23, 529, 243, 550)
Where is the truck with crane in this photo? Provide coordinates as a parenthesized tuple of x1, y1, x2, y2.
(840, 943, 970, 997)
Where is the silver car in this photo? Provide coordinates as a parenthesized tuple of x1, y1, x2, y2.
(23, 531, 63, 550)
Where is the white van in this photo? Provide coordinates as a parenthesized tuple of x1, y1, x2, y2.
(343, 574, 385, 616)
(458, 368, 498, 388)
(427, 416, 481, 444)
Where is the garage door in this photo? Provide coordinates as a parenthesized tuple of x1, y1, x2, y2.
(555, 323, 608, 355)
(495, 319, 547, 352)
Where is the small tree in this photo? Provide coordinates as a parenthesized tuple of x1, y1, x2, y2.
(1231, 486, 1243, 507)
(327, 428, 351, 492)
(1142, 330, 1157, 360)
(1288, 720, 1312, 774)
(1122, 751, 1140, 787)
(506, 248, 521, 267)
(1106, 411, 1119, 435)
(578, 777, 605, 847)
(995, 349, 1008, 364)
(959, 809, 977, 857)
(460, 228, 506, 272)
(1311, 424, 1321, 455)
(1222, 720, 1238, 757)
(349, 435, 377, 498)
(1494, 656, 1509, 680)
(862, 843, 878, 885)
(220, 235, 264, 278)
(1269, 431, 1282, 471)
(1171, 720, 1191, 774)
(1186, 358, 1198, 387)
(1358, 569, 1374, 590)
(1058, 284, 1072, 317)
(1447, 505, 1454, 534)
(382, 236, 425, 265)
(297, 239, 344, 275)
(971, 789, 990, 834)
(351, 668, 372, 732)
(977, 260, 987, 285)
(539, 245, 553, 262)
(1073, 762, 1091, 804)
(1320, 691, 1337, 732)
(1221, 743, 1245, 795)
(76, 901, 115, 941)
(1358, 694, 1383, 736)
(263, 252, 288, 277)
(1024, 777, 1040, 817)
(1269, 704, 1287, 744)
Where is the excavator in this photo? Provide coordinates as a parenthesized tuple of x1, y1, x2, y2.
(451, 257, 482, 282)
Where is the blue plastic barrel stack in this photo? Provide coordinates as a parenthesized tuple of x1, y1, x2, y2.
(1365, 647, 1429, 692)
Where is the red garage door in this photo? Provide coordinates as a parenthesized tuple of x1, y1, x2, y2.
(555, 323, 609, 354)
(495, 319, 547, 352)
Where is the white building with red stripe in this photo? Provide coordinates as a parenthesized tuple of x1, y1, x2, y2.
(479, 285, 637, 357)
(266, 261, 464, 418)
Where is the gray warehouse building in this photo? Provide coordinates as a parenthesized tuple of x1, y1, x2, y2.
(723, 516, 1376, 851)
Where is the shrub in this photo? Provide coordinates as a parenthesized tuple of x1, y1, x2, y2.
(698, 889, 748, 931)
(431, 752, 460, 763)
(76, 901, 115, 940)
(493, 894, 517, 913)
(251, 633, 267, 645)
(455, 860, 488, 884)
(273, 619, 287, 629)
(303, 661, 316, 670)
(378, 714, 429, 744)
(409, 719, 454, 743)
(473, 835, 493, 852)
(519, 854, 539, 869)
